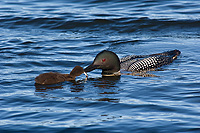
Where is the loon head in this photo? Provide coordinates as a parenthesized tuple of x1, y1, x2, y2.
(84, 50, 120, 76)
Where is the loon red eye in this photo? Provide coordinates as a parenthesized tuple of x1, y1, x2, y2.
(102, 58, 106, 62)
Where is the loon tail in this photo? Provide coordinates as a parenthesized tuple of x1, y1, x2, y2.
(149, 49, 181, 57)
(171, 50, 181, 60)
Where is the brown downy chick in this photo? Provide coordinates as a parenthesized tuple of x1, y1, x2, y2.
(35, 66, 87, 85)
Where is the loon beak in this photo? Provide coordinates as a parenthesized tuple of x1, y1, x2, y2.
(84, 63, 100, 72)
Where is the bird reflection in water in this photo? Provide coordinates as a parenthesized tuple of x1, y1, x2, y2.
(34, 76, 121, 103)
(34, 79, 85, 99)
(89, 76, 121, 103)
(91, 76, 120, 89)
(34, 80, 85, 92)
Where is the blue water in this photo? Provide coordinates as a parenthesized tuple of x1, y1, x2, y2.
(1, 0, 200, 132)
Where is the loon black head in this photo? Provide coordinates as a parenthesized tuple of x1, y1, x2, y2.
(84, 50, 120, 76)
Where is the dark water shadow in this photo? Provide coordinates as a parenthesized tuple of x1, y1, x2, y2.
(34, 76, 121, 103)
(89, 76, 121, 89)
(85, 76, 121, 103)
(34, 80, 86, 99)
(34, 80, 84, 92)
(34, 76, 120, 91)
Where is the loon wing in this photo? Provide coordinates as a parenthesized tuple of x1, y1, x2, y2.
(120, 50, 180, 72)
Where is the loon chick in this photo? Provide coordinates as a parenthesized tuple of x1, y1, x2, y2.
(35, 66, 88, 85)
(84, 50, 181, 76)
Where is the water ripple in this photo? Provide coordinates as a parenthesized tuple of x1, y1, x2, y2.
(1, 0, 200, 132)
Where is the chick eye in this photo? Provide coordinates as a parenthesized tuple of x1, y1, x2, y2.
(102, 58, 106, 62)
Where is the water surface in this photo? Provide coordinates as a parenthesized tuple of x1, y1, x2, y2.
(1, 0, 200, 132)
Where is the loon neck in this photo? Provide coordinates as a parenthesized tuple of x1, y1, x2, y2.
(102, 71, 121, 76)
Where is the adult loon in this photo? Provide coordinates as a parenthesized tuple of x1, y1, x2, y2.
(84, 50, 181, 76)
